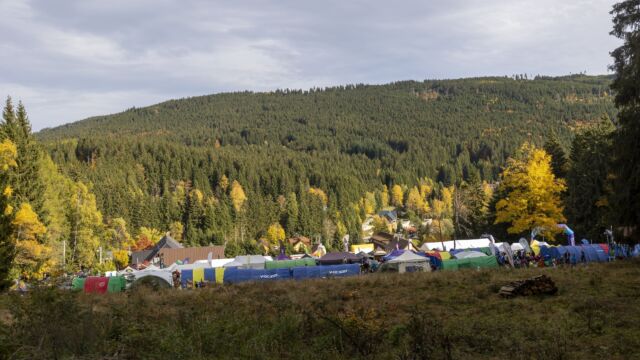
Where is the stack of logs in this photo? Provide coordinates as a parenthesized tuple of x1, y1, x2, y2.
(499, 275, 558, 298)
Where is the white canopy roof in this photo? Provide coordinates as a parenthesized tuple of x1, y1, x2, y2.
(453, 250, 488, 259)
(224, 255, 273, 268)
(387, 251, 429, 264)
(511, 243, 525, 251)
(420, 238, 493, 252)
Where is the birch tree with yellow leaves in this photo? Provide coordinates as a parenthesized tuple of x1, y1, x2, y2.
(494, 143, 566, 238)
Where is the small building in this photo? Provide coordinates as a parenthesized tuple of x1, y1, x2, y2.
(288, 236, 312, 253)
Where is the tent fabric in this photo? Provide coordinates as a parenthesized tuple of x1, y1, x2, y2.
(107, 276, 126, 293)
(222, 268, 292, 284)
(581, 245, 599, 262)
(72, 277, 86, 291)
(383, 249, 405, 261)
(318, 252, 363, 265)
(442, 256, 498, 271)
(591, 245, 608, 262)
(291, 264, 360, 280)
(215, 267, 225, 284)
(193, 268, 205, 283)
(386, 251, 429, 263)
(449, 247, 492, 257)
(598, 244, 609, 255)
(511, 243, 525, 252)
(420, 239, 493, 252)
(181, 269, 193, 287)
(223, 255, 271, 269)
(265, 258, 316, 269)
(452, 251, 486, 259)
(350, 244, 374, 253)
(204, 268, 215, 282)
(84, 277, 109, 294)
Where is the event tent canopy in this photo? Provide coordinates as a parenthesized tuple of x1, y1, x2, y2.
(318, 252, 363, 265)
(223, 255, 273, 269)
(453, 250, 487, 259)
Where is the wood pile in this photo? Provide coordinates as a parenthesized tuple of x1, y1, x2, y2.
(499, 275, 557, 298)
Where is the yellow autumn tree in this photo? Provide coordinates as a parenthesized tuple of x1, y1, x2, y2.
(308, 187, 328, 206)
(230, 180, 247, 212)
(379, 185, 390, 208)
(266, 223, 285, 245)
(494, 143, 566, 238)
(391, 184, 404, 207)
(406, 186, 430, 215)
(169, 221, 184, 242)
(362, 191, 376, 215)
(441, 186, 454, 218)
(12, 203, 54, 280)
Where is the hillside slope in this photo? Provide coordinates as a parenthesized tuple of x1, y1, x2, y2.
(35, 75, 615, 246)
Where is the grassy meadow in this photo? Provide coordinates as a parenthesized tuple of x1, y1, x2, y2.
(1, 260, 639, 359)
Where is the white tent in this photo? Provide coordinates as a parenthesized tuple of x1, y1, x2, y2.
(387, 251, 429, 263)
(223, 255, 272, 269)
(453, 250, 487, 259)
(511, 243, 525, 252)
(132, 269, 174, 288)
(382, 251, 430, 273)
(420, 238, 493, 252)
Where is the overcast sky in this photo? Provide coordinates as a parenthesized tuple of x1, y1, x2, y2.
(0, 0, 621, 131)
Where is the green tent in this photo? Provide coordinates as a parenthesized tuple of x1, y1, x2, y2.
(71, 277, 85, 291)
(265, 258, 316, 269)
(441, 256, 498, 271)
(107, 276, 127, 293)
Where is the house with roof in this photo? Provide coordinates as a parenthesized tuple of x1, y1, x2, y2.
(288, 235, 312, 253)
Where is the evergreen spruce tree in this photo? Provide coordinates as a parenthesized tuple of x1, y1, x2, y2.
(543, 134, 569, 179)
(610, 1, 640, 235)
(0, 98, 46, 220)
(566, 118, 615, 241)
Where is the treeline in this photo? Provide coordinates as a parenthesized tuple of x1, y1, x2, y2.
(1, 72, 634, 287)
(35, 76, 614, 246)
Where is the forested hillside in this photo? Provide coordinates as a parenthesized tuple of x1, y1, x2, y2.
(36, 75, 615, 251)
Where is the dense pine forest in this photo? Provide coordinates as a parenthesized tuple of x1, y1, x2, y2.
(31, 75, 615, 252)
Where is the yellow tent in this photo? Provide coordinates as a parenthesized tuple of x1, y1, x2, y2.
(350, 243, 374, 253)
(215, 267, 225, 284)
(193, 268, 204, 283)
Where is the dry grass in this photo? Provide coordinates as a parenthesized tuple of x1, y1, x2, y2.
(1, 260, 639, 359)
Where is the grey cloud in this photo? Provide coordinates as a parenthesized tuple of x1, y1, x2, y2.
(0, 0, 621, 130)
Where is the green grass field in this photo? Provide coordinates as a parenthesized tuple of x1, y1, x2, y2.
(1, 260, 639, 359)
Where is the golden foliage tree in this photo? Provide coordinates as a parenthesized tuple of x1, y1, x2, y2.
(230, 180, 247, 212)
(494, 143, 566, 238)
(406, 186, 429, 215)
(308, 187, 328, 206)
(11, 203, 54, 280)
(169, 221, 184, 241)
(391, 184, 404, 207)
(266, 222, 285, 245)
(379, 185, 390, 208)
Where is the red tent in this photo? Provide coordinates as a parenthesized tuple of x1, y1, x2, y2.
(84, 277, 109, 294)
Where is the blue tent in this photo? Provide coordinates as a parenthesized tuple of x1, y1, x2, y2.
(581, 245, 599, 262)
(291, 264, 360, 280)
(223, 268, 292, 284)
(540, 245, 558, 260)
(383, 249, 405, 261)
(204, 268, 215, 281)
(564, 246, 583, 264)
(181, 269, 193, 287)
(590, 244, 608, 262)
